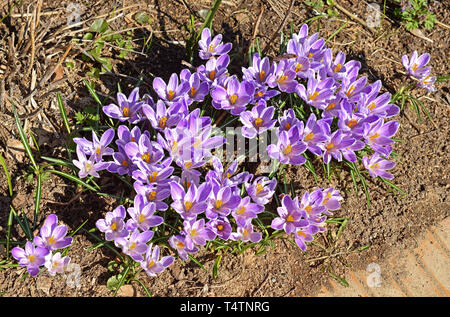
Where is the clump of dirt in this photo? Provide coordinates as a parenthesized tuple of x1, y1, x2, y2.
(0, 0, 448, 297)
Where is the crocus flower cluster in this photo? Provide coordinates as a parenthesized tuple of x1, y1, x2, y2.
(11, 214, 73, 277)
(402, 51, 436, 92)
(271, 188, 342, 251)
(67, 24, 408, 274)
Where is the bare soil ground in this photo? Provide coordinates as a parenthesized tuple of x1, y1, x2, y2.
(0, 0, 448, 297)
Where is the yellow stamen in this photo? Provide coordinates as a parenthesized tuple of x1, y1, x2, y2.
(217, 224, 224, 231)
(346, 85, 355, 97)
(255, 90, 264, 97)
(295, 63, 303, 72)
(85, 162, 92, 171)
(229, 94, 238, 104)
(256, 183, 264, 194)
(254, 117, 263, 127)
(308, 52, 314, 58)
(184, 201, 193, 211)
(347, 119, 357, 128)
(28, 255, 35, 263)
(236, 206, 246, 215)
(209, 70, 216, 80)
(138, 213, 146, 223)
(148, 260, 155, 269)
(208, 44, 215, 53)
(370, 163, 379, 170)
(242, 229, 249, 236)
(259, 70, 265, 81)
(285, 122, 291, 130)
(122, 107, 130, 117)
(129, 242, 137, 250)
(176, 241, 185, 249)
(326, 102, 336, 110)
(283, 144, 292, 155)
(96, 147, 101, 155)
(304, 132, 314, 141)
(167, 90, 175, 101)
(305, 205, 312, 214)
(121, 160, 129, 167)
(190, 87, 197, 96)
(369, 133, 380, 141)
(190, 229, 198, 236)
(333, 64, 342, 73)
(148, 191, 157, 201)
(286, 215, 294, 222)
(297, 231, 306, 238)
(159, 116, 167, 129)
(412, 63, 418, 71)
(326, 143, 335, 150)
(48, 236, 56, 245)
(278, 75, 288, 84)
(141, 153, 151, 163)
(309, 91, 319, 100)
(368, 102, 377, 111)
(215, 200, 223, 208)
(193, 138, 202, 149)
(131, 137, 136, 143)
(110, 222, 117, 231)
(171, 141, 178, 153)
(149, 171, 158, 183)
(185, 161, 193, 169)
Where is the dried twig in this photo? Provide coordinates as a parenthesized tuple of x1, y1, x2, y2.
(261, 0, 295, 56)
(334, 1, 375, 35)
(249, 7, 264, 50)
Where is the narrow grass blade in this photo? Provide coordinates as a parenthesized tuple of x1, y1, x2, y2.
(47, 169, 98, 192)
(212, 254, 222, 278)
(40, 156, 73, 168)
(21, 211, 33, 241)
(57, 93, 71, 135)
(82, 229, 123, 260)
(378, 177, 406, 195)
(84, 80, 103, 106)
(33, 172, 42, 230)
(329, 271, 349, 287)
(198, 0, 222, 37)
(6, 207, 14, 260)
(133, 279, 152, 297)
(113, 264, 131, 297)
(335, 218, 349, 241)
(0, 152, 13, 196)
(325, 20, 348, 44)
(188, 254, 207, 272)
(11, 101, 38, 171)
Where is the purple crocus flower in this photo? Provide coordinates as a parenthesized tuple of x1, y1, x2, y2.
(170, 181, 211, 219)
(153, 73, 190, 103)
(72, 146, 109, 178)
(142, 100, 182, 131)
(271, 195, 308, 234)
(197, 54, 230, 85)
(107, 145, 137, 176)
(267, 59, 298, 93)
(337, 99, 376, 139)
(44, 252, 71, 276)
(207, 217, 232, 240)
(180, 69, 210, 105)
(401, 51, 431, 79)
(278, 108, 302, 134)
(73, 128, 115, 162)
(126, 195, 164, 232)
(299, 189, 327, 221)
(230, 220, 262, 243)
(245, 176, 277, 205)
(33, 214, 73, 251)
(362, 118, 399, 156)
(339, 75, 367, 102)
(267, 125, 307, 165)
(133, 182, 170, 211)
(240, 101, 276, 139)
(359, 91, 400, 118)
(206, 183, 241, 219)
(294, 225, 317, 251)
(168, 234, 198, 260)
(115, 125, 145, 149)
(116, 229, 154, 262)
(252, 85, 280, 103)
(242, 53, 276, 87)
(141, 243, 174, 277)
(362, 153, 396, 180)
(211, 76, 254, 115)
(231, 196, 264, 227)
(198, 28, 232, 60)
(322, 49, 349, 81)
(182, 218, 216, 249)
(102, 87, 143, 123)
(320, 187, 343, 212)
(302, 113, 328, 156)
(320, 129, 356, 164)
(417, 74, 437, 92)
(124, 133, 164, 168)
(132, 163, 174, 187)
(295, 76, 335, 109)
(11, 241, 49, 277)
(205, 157, 249, 188)
(95, 205, 129, 242)
(292, 56, 314, 79)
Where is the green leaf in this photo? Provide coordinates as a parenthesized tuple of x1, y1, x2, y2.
(134, 12, 151, 24)
(107, 275, 121, 290)
(46, 169, 99, 192)
(57, 93, 71, 135)
(90, 18, 109, 33)
(0, 152, 12, 197)
(212, 254, 222, 278)
(83, 32, 93, 41)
